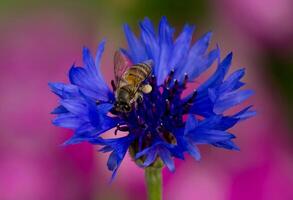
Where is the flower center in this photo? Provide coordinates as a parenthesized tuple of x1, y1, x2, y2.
(112, 71, 197, 166)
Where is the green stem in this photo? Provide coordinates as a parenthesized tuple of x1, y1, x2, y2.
(145, 167, 162, 200)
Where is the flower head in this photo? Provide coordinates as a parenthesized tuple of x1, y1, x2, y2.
(49, 17, 255, 179)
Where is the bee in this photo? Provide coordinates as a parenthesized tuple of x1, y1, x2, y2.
(113, 50, 153, 113)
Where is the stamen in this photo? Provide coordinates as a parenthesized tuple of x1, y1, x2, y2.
(173, 79, 179, 91)
(152, 103, 156, 113)
(190, 90, 198, 101)
(164, 69, 175, 86)
(174, 79, 178, 85)
(164, 99, 170, 115)
(163, 87, 173, 100)
(156, 125, 177, 145)
(137, 115, 145, 127)
(183, 90, 198, 113)
(150, 75, 156, 85)
(183, 73, 188, 88)
(146, 131, 152, 139)
(141, 131, 152, 149)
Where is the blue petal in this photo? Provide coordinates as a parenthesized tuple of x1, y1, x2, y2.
(213, 140, 240, 151)
(176, 134, 201, 160)
(140, 19, 160, 72)
(99, 145, 113, 153)
(187, 128, 235, 144)
(123, 24, 147, 63)
(95, 40, 107, 77)
(208, 88, 217, 102)
(75, 123, 97, 135)
(51, 105, 68, 114)
(192, 32, 212, 55)
(188, 48, 219, 80)
(135, 142, 177, 167)
(169, 147, 185, 160)
(63, 119, 117, 145)
(214, 90, 254, 114)
(140, 17, 156, 36)
(84, 98, 120, 132)
(62, 130, 96, 146)
(69, 67, 95, 91)
(83, 41, 107, 84)
(135, 145, 153, 159)
(176, 32, 218, 81)
(185, 140, 201, 160)
(184, 115, 198, 135)
(60, 99, 87, 115)
(158, 147, 175, 172)
(69, 66, 112, 102)
(219, 68, 245, 93)
(82, 47, 95, 72)
(156, 17, 174, 85)
(198, 115, 222, 129)
(191, 105, 256, 133)
(198, 52, 233, 92)
(211, 107, 253, 131)
(69, 43, 113, 102)
(52, 113, 83, 129)
(219, 106, 256, 130)
(142, 148, 158, 167)
(190, 93, 214, 117)
(169, 24, 195, 71)
(107, 151, 119, 171)
(61, 98, 119, 145)
(233, 105, 256, 120)
(98, 135, 135, 180)
(62, 134, 95, 146)
(48, 82, 79, 99)
(215, 116, 238, 131)
(188, 47, 219, 81)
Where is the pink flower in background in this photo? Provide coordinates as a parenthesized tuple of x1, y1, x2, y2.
(218, 0, 293, 48)
(0, 12, 97, 200)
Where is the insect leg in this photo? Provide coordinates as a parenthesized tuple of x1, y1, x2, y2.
(114, 124, 129, 135)
(135, 92, 143, 103)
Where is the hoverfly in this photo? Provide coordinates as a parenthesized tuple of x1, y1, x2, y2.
(113, 51, 153, 113)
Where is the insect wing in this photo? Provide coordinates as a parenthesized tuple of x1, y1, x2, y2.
(114, 50, 131, 85)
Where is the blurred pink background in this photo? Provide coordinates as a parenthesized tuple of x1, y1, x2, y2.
(0, 0, 292, 200)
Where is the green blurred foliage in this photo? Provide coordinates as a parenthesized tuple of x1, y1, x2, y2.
(0, 0, 207, 26)
(268, 52, 293, 130)
(97, 0, 207, 25)
(0, 0, 208, 46)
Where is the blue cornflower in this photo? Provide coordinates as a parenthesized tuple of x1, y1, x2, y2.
(49, 17, 255, 179)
